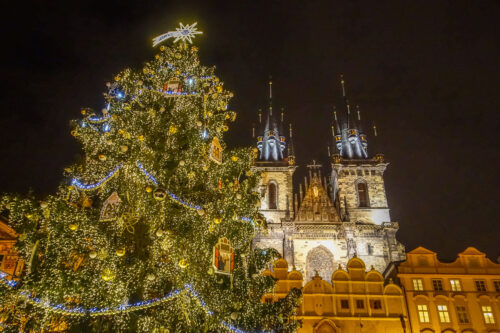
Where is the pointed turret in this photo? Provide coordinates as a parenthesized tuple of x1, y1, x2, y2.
(332, 75, 369, 159)
(256, 77, 287, 163)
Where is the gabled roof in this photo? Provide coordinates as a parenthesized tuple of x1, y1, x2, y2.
(0, 217, 17, 241)
(407, 246, 436, 255)
(459, 247, 485, 256)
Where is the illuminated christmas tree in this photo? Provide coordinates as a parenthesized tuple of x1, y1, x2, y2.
(0, 23, 300, 332)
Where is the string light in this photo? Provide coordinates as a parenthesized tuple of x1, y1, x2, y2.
(71, 164, 122, 190)
(136, 161, 159, 185)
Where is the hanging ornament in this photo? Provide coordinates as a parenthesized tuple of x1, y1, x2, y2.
(163, 78, 182, 94)
(81, 193, 93, 208)
(138, 135, 144, 141)
(178, 259, 188, 269)
(147, 274, 155, 281)
(153, 188, 167, 201)
(179, 160, 185, 166)
(116, 248, 126, 257)
(68, 224, 78, 231)
(213, 217, 222, 225)
(120, 145, 129, 152)
(89, 251, 97, 259)
(101, 268, 115, 281)
(245, 170, 253, 177)
(145, 186, 153, 193)
(187, 171, 195, 179)
(202, 165, 209, 171)
(231, 156, 239, 162)
(156, 229, 164, 237)
(236, 194, 242, 200)
(208, 224, 215, 233)
(218, 179, 223, 190)
(230, 312, 238, 320)
(169, 125, 179, 134)
(213, 237, 235, 275)
(117, 208, 140, 234)
(70, 130, 78, 137)
(100, 192, 122, 222)
(233, 179, 239, 191)
(209, 137, 223, 164)
(40, 201, 48, 209)
(98, 155, 107, 162)
(196, 121, 202, 127)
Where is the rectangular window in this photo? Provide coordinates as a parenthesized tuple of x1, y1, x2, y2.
(356, 300, 364, 309)
(340, 300, 349, 309)
(367, 244, 373, 255)
(482, 306, 495, 324)
(475, 280, 487, 292)
(456, 306, 469, 324)
(417, 304, 430, 323)
(357, 170, 363, 176)
(371, 170, 376, 176)
(413, 279, 424, 291)
(450, 279, 462, 291)
(370, 300, 382, 309)
(494, 280, 500, 292)
(437, 305, 451, 323)
(364, 170, 370, 176)
(432, 279, 443, 291)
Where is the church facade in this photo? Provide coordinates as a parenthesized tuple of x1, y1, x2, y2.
(253, 78, 405, 282)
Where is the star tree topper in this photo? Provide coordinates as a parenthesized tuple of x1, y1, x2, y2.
(153, 22, 203, 47)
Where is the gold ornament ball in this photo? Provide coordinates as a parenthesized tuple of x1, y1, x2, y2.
(40, 201, 48, 208)
(147, 274, 155, 281)
(178, 259, 188, 268)
(191, 46, 198, 52)
(196, 121, 202, 127)
(138, 135, 144, 141)
(216, 86, 223, 93)
(155, 54, 160, 60)
(159, 46, 165, 51)
(213, 217, 222, 225)
(98, 154, 107, 161)
(198, 209, 205, 216)
(120, 145, 129, 153)
(187, 171, 195, 179)
(156, 229, 164, 237)
(245, 170, 253, 176)
(89, 251, 97, 259)
(231, 312, 238, 320)
(101, 268, 115, 282)
(223, 125, 229, 132)
(168, 125, 178, 134)
(68, 224, 78, 231)
(153, 188, 167, 201)
(145, 186, 153, 193)
(114, 75, 120, 81)
(174, 52, 182, 59)
(70, 130, 78, 137)
(116, 248, 126, 257)
(81, 109, 87, 115)
(137, 80, 143, 86)
(179, 160, 185, 166)
(231, 156, 239, 162)
(236, 194, 242, 200)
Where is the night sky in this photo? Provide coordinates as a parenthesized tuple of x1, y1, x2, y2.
(0, 1, 498, 260)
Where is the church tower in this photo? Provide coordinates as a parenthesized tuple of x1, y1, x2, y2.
(329, 75, 404, 265)
(252, 78, 296, 251)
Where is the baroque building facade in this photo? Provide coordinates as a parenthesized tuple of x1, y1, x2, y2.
(252, 78, 405, 282)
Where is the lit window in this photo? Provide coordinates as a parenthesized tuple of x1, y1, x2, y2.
(341, 300, 349, 309)
(357, 182, 369, 207)
(475, 280, 487, 292)
(482, 306, 495, 324)
(268, 182, 277, 209)
(356, 300, 364, 309)
(413, 279, 424, 291)
(417, 304, 430, 323)
(432, 279, 443, 291)
(456, 306, 469, 324)
(494, 280, 500, 292)
(437, 305, 450, 323)
(370, 300, 382, 309)
(450, 279, 462, 291)
(280, 137, 285, 142)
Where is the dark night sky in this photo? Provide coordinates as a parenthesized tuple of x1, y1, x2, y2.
(0, 1, 498, 260)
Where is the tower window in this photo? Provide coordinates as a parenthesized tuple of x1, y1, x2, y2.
(367, 244, 373, 255)
(357, 182, 369, 207)
(413, 279, 424, 291)
(268, 182, 277, 209)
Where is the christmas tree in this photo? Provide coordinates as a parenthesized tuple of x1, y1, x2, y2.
(0, 23, 300, 332)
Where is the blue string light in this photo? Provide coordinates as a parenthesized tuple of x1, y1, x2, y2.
(71, 164, 122, 190)
(0, 271, 18, 288)
(136, 161, 159, 185)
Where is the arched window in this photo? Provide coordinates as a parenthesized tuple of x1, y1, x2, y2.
(357, 182, 369, 207)
(268, 182, 277, 209)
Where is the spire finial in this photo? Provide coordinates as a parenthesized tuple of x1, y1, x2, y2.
(373, 123, 378, 137)
(357, 105, 361, 121)
(340, 74, 351, 128)
(258, 109, 262, 124)
(289, 123, 293, 138)
(268, 75, 273, 116)
(281, 107, 284, 122)
(252, 124, 255, 138)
